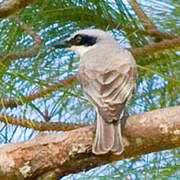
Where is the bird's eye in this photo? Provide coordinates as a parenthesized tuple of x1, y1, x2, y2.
(70, 34, 97, 46)
(74, 35, 82, 43)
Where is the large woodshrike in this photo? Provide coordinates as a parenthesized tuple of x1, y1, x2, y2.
(53, 29, 137, 155)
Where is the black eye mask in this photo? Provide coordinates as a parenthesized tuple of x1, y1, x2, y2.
(69, 34, 97, 46)
(52, 34, 97, 48)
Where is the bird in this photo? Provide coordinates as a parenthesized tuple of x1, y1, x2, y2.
(52, 29, 137, 155)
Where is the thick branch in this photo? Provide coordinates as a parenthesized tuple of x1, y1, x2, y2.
(0, 106, 179, 179)
(0, 0, 36, 18)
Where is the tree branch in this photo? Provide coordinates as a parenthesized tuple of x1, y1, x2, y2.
(0, 106, 179, 179)
(130, 37, 180, 56)
(129, 0, 156, 30)
(137, 29, 179, 40)
(0, 113, 86, 131)
(0, 0, 36, 18)
(0, 75, 77, 108)
(129, 0, 178, 41)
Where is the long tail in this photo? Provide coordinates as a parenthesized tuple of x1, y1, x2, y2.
(92, 113, 124, 155)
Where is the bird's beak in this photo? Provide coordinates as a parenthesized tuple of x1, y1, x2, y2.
(52, 39, 71, 48)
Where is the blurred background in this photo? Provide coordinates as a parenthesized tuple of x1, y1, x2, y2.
(0, 0, 179, 179)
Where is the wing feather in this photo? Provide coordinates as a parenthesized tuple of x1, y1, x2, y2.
(78, 63, 136, 123)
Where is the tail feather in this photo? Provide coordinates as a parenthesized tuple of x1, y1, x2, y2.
(92, 113, 123, 155)
(111, 122, 123, 154)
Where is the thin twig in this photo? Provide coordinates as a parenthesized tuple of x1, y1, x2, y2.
(129, 0, 156, 30)
(0, 113, 86, 131)
(130, 37, 180, 56)
(0, 17, 41, 61)
(128, 0, 180, 42)
(137, 29, 179, 40)
(0, 75, 77, 108)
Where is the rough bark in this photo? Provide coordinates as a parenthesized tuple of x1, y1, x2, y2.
(0, 106, 179, 179)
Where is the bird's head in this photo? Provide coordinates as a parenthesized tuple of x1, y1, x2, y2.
(52, 29, 115, 56)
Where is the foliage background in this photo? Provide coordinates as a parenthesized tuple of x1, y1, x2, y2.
(0, 0, 179, 179)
